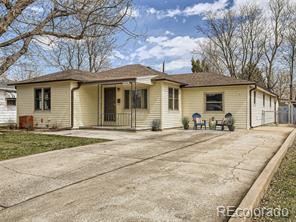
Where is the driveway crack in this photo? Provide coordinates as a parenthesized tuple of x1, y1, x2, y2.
(226, 139, 267, 182)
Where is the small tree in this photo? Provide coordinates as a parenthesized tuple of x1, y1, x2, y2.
(191, 58, 210, 73)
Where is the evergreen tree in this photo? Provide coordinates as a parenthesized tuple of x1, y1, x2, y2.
(191, 58, 210, 73)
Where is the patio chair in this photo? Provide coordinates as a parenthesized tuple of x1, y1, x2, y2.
(215, 113, 232, 131)
(192, 113, 207, 130)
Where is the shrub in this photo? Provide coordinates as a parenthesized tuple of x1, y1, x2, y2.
(182, 117, 190, 130)
(209, 117, 216, 130)
(152, 119, 161, 131)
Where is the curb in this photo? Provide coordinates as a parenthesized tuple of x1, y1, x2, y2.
(228, 128, 296, 222)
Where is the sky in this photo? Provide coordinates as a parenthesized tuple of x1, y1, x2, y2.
(111, 0, 240, 74)
(6, 0, 276, 78)
(111, 0, 281, 74)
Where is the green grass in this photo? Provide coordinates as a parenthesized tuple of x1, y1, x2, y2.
(0, 131, 108, 161)
(255, 140, 296, 222)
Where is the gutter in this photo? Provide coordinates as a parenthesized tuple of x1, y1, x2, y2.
(249, 84, 257, 129)
(71, 82, 81, 128)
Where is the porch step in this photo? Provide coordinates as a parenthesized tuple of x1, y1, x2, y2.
(78, 126, 148, 132)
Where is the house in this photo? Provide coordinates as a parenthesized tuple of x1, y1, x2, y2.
(0, 79, 17, 125)
(10, 64, 277, 130)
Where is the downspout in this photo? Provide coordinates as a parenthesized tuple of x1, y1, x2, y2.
(71, 82, 81, 128)
(249, 84, 257, 129)
(274, 96, 277, 124)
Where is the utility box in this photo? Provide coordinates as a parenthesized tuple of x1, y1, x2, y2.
(19, 115, 33, 129)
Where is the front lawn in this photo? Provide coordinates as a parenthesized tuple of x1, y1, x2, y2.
(255, 140, 296, 221)
(0, 131, 108, 161)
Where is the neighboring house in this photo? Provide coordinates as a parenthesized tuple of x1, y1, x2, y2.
(10, 64, 277, 130)
(0, 79, 17, 124)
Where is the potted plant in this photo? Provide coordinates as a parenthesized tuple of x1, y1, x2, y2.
(182, 117, 190, 130)
(152, 119, 161, 131)
(209, 117, 216, 130)
(226, 116, 235, 131)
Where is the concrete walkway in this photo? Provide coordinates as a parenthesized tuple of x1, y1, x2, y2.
(0, 126, 293, 222)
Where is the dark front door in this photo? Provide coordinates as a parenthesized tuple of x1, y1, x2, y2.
(104, 87, 116, 121)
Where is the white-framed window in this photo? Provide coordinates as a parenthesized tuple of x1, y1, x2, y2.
(205, 93, 223, 111)
(6, 98, 16, 106)
(168, 88, 179, 110)
(124, 89, 148, 109)
(34, 88, 51, 111)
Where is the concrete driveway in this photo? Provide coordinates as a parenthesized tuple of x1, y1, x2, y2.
(0, 127, 293, 222)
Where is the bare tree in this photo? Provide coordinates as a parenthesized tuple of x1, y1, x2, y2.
(197, 11, 239, 77)
(38, 34, 114, 72)
(237, 4, 265, 80)
(273, 72, 290, 98)
(196, 0, 293, 93)
(263, 0, 288, 90)
(0, 0, 132, 76)
(281, 3, 296, 100)
(197, 41, 225, 75)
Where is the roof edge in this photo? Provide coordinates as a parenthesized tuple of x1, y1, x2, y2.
(153, 78, 187, 86)
(8, 79, 76, 86)
(182, 82, 255, 88)
(256, 85, 277, 97)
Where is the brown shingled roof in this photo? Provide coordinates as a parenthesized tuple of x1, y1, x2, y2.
(10, 64, 255, 88)
(168, 72, 255, 87)
(10, 69, 98, 85)
(10, 64, 172, 85)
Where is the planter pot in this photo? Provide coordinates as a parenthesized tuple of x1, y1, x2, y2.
(228, 125, 235, 131)
(183, 125, 189, 130)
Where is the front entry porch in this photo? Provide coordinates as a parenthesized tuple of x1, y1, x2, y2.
(97, 81, 141, 129)
(72, 75, 166, 130)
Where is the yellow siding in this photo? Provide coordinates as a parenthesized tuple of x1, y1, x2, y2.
(161, 82, 182, 129)
(119, 82, 162, 129)
(16, 81, 72, 128)
(182, 86, 249, 129)
(73, 84, 98, 128)
(135, 82, 161, 129)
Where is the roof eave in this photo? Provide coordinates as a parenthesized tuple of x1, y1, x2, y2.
(182, 82, 255, 88)
(152, 78, 187, 86)
(8, 79, 77, 86)
(82, 77, 137, 84)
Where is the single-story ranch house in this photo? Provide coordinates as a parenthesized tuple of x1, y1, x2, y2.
(10, 64, 277, 130)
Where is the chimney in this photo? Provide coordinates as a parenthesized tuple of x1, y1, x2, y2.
(162, 61, 165, 73)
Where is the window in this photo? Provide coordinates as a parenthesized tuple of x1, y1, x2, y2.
(35, 88, 51, 111)
(254, 91, 256, 104)
(124, 90, 130, 109)
(263, 93, 265, 107)
(124, 89, 148, 109)
(168, 88, 179, 110)
(205, 93, 223, 111)
(35, 88, 42, 110)
(174, 89, 179, 110)
(43, 88, 51, 110)
(270, 96, 272, 107)
(6, 98, 16, 106)
(168, 88, 173, 110)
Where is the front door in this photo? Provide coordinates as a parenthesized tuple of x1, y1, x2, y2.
(104, 87, 116, 121)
